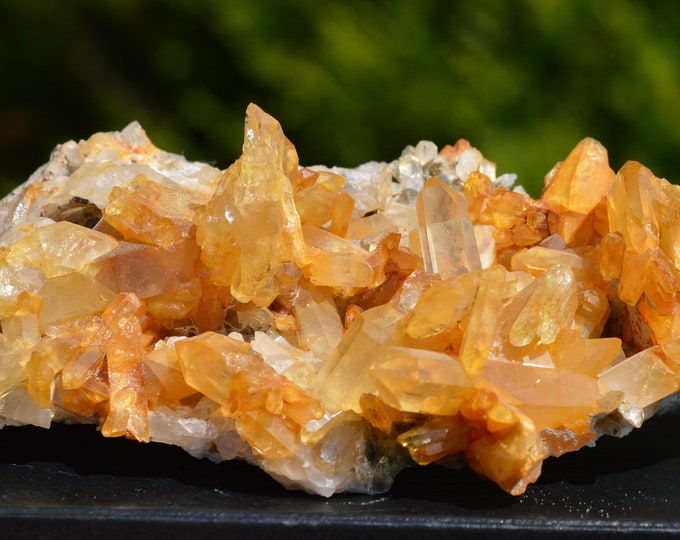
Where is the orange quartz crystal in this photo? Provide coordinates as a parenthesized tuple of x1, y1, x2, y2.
(2, 104, 680, 497)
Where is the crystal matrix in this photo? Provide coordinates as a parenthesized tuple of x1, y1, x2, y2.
(2, 104, 680, 496)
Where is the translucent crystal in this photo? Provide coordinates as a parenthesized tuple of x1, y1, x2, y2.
(370, 346, 472, 415)
(100, 293, 151, 442)
(314, 304, 405, 413)
(607, 161, 664, 255)
(509, 264, 578, 347)
(38, 273, 115, 328)
(292, 279, 343, 359)
(459, 265, 506, 378)
(3, 106, 680, 500)
(416, 177, 481, 278)
(599, 341, 680, 426)
(196, 103, 308, 306)
(6, 220, 117, 277)
(542, 137, 615, 215)
(302, 223, 373, 290)
(104, 175, 198, 248)
(294, 169, 346, 227)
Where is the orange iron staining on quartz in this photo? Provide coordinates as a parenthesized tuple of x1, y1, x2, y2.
(2, 104, 680, 497)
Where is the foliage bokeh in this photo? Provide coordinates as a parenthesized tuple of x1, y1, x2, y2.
(2, 0, 680, 197)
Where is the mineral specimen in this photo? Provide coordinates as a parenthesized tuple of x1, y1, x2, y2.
(2, 104, 680, 496)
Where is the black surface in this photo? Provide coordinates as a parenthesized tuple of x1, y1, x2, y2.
(2, 409, 680, 539)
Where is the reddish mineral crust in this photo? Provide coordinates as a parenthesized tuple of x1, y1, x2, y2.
(1, 104, 680, 496)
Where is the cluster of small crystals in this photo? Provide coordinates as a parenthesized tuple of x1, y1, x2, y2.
(2, 104, 680, 496)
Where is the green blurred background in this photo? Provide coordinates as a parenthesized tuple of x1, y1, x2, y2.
(2, 0, 680, 198)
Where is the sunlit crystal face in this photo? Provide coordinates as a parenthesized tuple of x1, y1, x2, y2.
(1, 103, 679, 498)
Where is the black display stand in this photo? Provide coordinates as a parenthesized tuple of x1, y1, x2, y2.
(2, 408, 680, 539)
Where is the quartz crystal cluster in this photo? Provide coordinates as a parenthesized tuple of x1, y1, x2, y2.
(1, 104, 680, 496)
